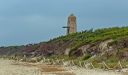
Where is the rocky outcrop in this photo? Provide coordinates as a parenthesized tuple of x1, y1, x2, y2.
(0, 37, 128, 61)
(99, 39, 113, 51)
(71, 39, 114, 57)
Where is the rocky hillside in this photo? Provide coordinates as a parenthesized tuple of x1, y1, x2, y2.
(0, 26, 128, 63)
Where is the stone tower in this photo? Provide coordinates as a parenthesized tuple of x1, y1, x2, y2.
(68, 14, 77, 34)
(63, 14, 77, 35)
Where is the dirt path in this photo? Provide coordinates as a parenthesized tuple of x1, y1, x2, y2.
(0, 59, 127, 75)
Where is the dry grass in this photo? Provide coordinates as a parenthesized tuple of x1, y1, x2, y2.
(0, 58, 126, 75)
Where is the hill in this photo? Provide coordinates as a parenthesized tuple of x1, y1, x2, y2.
(0, 26, 128, 68)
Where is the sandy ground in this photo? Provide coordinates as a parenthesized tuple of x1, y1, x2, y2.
(0, 59, 127, 75)
(0, 59, 41, 75)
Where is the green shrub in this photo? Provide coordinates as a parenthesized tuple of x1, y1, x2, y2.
(83, 54, 92, 60)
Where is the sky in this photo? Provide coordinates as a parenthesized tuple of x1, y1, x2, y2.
(0, 0, 128, 46)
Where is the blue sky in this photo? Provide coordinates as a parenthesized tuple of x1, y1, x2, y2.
(0, 0, 128, 46)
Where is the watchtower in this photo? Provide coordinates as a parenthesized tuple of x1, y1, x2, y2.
(63, 14, 77, 35)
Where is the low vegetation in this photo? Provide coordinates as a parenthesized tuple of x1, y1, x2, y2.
(0, 26, 128, 69)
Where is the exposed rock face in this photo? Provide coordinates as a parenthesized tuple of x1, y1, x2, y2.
(22, 40, 74, 57)
(0, 37, 128, 61)
(72, 39, 114, 57)
(71, 49, 83, 57)
(78, 45, 91, 56)
(64, 48, 71, 55)
(99, 39, 113, 51)
(28, 38, 128, 59)
(71, 38, 128, 60)
(120, 51, 128, 60)
(111, 38, 128, 49)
